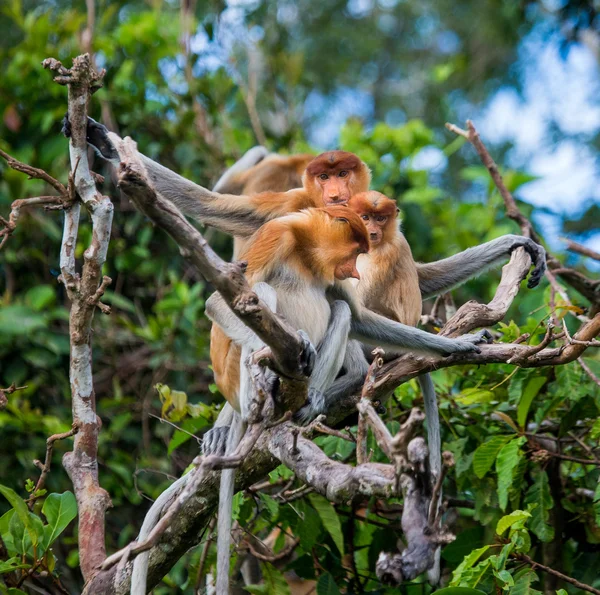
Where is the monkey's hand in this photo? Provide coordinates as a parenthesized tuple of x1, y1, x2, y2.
(201, 426, 230, 456)
(509, 235, 547, 288)
(443, 329, 493, 355)
(298, 330, 317, 378)
(293, 388, 326, 425)
(62, 114, 120, 162)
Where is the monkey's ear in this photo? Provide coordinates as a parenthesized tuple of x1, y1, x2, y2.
(396, 207, 400, 214)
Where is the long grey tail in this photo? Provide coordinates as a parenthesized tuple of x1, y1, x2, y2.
(130, 473, 191, 595)
(418, 373, 442, 585)
(216, 414, 244, 595)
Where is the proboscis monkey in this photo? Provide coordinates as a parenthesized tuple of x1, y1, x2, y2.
(204, 205, 369, 594)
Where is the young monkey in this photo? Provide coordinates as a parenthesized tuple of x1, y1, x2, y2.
(346, 191, 441, 584)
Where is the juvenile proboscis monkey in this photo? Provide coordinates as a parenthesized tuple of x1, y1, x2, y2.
(347, 190, 441, 582)
(130, 206, 369, 594)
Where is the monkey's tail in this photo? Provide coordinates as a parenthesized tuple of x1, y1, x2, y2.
(216, 413, 245, 595)
(130, 473, 192, 595)
(418, 373, 442, 586)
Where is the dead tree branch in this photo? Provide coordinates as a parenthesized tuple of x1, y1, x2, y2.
(446, 119, 600, 308)
(42, 53, 113, 581)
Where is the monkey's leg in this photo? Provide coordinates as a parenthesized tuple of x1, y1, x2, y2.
(294, 301, 353, 424)
(202, 402, 235, 456)
(417, 235, 547, 298)
(212, 146, 270, 193)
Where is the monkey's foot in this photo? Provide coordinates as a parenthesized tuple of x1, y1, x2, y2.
(202, 426, 230, 456)
(298, 330, 317, 377)
(293, 388, 326, 425)
(520, 238, 547, 289)
(62, 114, 119, 162)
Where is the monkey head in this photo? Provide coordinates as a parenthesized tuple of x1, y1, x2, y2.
(317, 205, 370, 281)
(348, 191, 399, 247)
(303, 151, 371, 206)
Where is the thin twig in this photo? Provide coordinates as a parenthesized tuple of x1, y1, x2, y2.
(579, 358, 600, 388)
(29, 426, 79, 509)
(194, 516, 216, 593)
(0, 384, 27, 408)
(562, 238, 600, 261)
(515, 552, 600, 595)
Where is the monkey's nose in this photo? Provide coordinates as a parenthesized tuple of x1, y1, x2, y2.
(370, 232, 378, 240)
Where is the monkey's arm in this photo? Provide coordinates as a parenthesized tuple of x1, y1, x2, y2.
(417, 235, 546, 299)
(351, 308, 491, 355)
(294, 301, 353, 424)
(330, 284, 491, 355)
(212, 146, 270, 193)
(63, 117, 305, 236)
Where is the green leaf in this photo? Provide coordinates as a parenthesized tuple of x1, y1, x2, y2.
(455, 388, 495, 406)
(472, 436, 511, 478)
(0, 305, 46, 336)
(450, 545, 490, 586)
(308, 494, 344, 557)
(496, 510, 531, 535)
(260, 563, 291, 595)
(42, 492, 77, 547)
(296, 502, 322, 551)
(0, 556, 30, 574)
(25, 285, 56, 311)
(496, 437, 526, 510)
(524, 472, 554, 542)
(317, 572, 342, 595)
(258, 494, 279, 521)
(433, 589, 486, 595)
(0, 484, 38, 548)
(511, 569, 541, 595)
(517, 376, 547, 427)
(0, 509, 16, 556)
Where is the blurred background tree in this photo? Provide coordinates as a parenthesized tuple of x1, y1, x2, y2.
(0, 1, 598, 593)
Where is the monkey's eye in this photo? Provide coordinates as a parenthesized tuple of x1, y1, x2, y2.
(338, 170, 348, 178)
(319, 173, 329, 181)
(376, 216, 387, 223)
(361, 214, 369, 221)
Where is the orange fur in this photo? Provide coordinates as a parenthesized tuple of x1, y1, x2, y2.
(240, 154, 315, 194)
(348, 191, 422, 327)
(211, 207, 369, 408)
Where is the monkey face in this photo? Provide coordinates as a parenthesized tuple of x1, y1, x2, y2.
(315, 170, 353, 205)
(359, 213, 388, 246)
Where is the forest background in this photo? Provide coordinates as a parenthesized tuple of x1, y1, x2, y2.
(0, 0, 599, 593)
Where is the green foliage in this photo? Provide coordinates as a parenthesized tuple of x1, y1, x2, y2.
(0, 0, 599, 592)
(0, 486, 76, 585)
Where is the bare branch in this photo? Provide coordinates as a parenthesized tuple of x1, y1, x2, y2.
(29, 426, 79, 509)
(44, 53, 113, 581)
(563, 238, 600, 261)
(446, 119, 600, 308)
